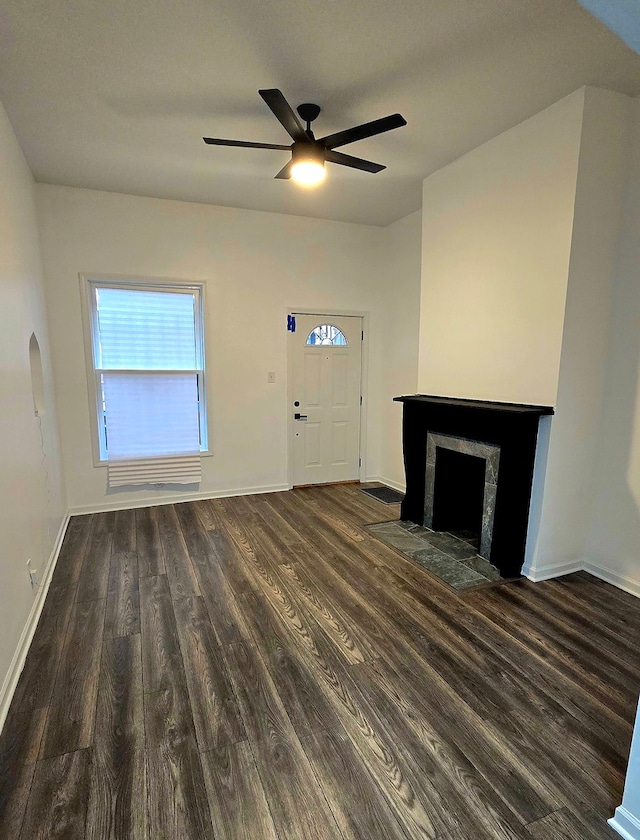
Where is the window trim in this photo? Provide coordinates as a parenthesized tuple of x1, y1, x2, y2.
(80, 273, 210, 467)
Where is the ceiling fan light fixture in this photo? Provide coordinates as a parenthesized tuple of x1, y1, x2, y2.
(291, 144, 326, 186)
(291, 159, 326, 186)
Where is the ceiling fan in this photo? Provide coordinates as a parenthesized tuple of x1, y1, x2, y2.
(203, 89, 407, 186)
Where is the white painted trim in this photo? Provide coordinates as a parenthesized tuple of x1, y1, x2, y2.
(609, 807, 640, 840)
(286, 307, 370, 486)
(0, 513, 70, 735)
(583, 561, 640, 599)
(78, 272, 212, 467)
(521, 558, 583, 582)
(68, 483, 290, 515)
(365, 475, 406, 493)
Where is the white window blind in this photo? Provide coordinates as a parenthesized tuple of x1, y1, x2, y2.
(95, 288, 197, 370)
(102, 373, 200, 459)
(88, 281, 206, 486)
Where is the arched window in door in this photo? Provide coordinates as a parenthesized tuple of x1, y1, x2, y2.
(306, 324, 348, 346)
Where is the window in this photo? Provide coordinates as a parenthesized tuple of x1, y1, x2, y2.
(84, 278, 208, 464)
(306, 324, 348, 346)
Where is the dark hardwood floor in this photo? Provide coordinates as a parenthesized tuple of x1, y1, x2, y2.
(0, 484, 634, 838)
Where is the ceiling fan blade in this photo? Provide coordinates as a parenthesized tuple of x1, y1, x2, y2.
(203, 137, 291, 150)
(274, 160, 293, 179)
(319, 113, 407, 150)
(259, 89, 307, 142)
(325, 150, 385, 173)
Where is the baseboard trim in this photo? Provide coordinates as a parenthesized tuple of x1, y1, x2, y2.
(365, 475, 406, 494)
(68, 483, 291, 516)
(521, 559, 583, 582)
(583, 562, 640, 599)
(609, 807, 640, 840)
(0, 513, 70, 735)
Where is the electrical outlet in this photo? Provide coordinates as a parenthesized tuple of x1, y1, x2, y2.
(26, 558, 38, 589)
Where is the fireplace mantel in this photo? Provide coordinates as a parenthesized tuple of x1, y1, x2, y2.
(394, 394, 553, 578)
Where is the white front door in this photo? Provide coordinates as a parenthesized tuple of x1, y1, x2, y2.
(290, 314, 362, 487)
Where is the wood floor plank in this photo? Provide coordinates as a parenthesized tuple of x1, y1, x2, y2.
(369, 566, 626, 813)
(174, 500, 249, 646)
(9, 583, 76, 713)
(144, 681, 215, 839)
(247, 499, 379, 662)
(316, 483, 400, 525)
(223, 640, 344, 840)
(105, 551, 140, 637)
(288, 617, 450, 840)
(0, 761, 35, 840)
(279, 559, 379, 663)
(201, 742, 279, 840)
(357, 658, 555, 833)
(75, 513, 112, 603)
(489, 583, 640, 692)
(136, 506, 165, 577)
(573, 570, 640, 624)
(39, 597, 106, 760)
(19, 748, 92, 840)
(49, 514, 92, 588)
(526, 806, 619, 839)
(190, 498, 218, 531)
(86, 634, 145, 840)
(301, 727, 410, 840)
(4, 486, 639, 840)
(523, 578, 640, 660)
(113, 508, 137, 554)
(240, 588, 343, 739)
(201, 499, 257, 596)
(267, 492, 386, 575)
(172, 594, 247, 751)
(278, 550, 561, 826)
(155, 504, 201, 598)
(239, 518, 373, 666)
(0, 704, 47, 768)
(377, 560, 633, 767)
(347, 597, 576, 822)
(0, 706, 47, 839)
(468, 588, 636, 720)
(139, 574, 186, 694)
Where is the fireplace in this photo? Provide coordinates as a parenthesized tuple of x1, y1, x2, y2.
(394, 395, 553, 578)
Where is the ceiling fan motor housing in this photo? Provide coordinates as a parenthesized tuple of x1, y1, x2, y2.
(292, 140, 325, 165)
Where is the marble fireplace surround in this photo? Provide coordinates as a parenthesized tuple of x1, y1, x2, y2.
(424, 432, 500, 560)
(394, 394, 554, 579)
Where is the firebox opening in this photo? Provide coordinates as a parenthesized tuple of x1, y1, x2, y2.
(432, 448, 486, 544)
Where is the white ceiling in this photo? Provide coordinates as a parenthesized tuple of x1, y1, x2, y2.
(2, 0, 640, 226)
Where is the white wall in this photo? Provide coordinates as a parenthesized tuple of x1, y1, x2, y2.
(528, 88, 632, 578)
(36, 185, 414, 512)
(584, 96, 640, 596)
(0, 104, 66, 715)
(368, 209, 422, 489)
(417, 90, 584, 406)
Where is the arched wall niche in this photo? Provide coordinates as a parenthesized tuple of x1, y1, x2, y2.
(29, 332, 46, 416)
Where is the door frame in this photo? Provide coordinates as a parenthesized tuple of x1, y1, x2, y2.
(286, 307, 370, 489)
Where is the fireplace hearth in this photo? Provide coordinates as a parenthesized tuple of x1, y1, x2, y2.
(394, 395, 553, 579)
